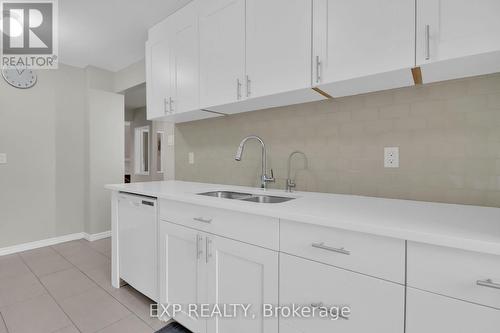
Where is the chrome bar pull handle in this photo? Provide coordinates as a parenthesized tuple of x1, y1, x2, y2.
(315, 55, 321, 83)
(163, 97, 169, 113)
(196, 234, 204, 260)
(236, 78, 242, 100)
(193, 217, 212, 224)
(477, 279, 500, 290)
(312, 242, 350, 255)
(425, 24, 430, 60)
(246, 75, 251, 97)
(169, 97, 174, 113)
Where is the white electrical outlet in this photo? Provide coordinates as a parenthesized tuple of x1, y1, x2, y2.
(188, 152, 194, 164)
(384, 147, 399, 168)
(0, 153, 6, 164)
(167, 134, 174, 146)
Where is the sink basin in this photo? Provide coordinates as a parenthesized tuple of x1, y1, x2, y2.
(241, 195, 295, 204)
(197, 191, 295, 204)
(198, 191, 253, 200)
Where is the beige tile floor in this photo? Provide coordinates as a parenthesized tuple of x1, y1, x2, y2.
(0, 238, 167, 333)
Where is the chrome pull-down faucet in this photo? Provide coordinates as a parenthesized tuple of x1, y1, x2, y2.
(286, 151, 308, 192)
(235, 135, 275, 189)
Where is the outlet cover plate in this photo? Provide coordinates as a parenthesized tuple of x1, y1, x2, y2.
(384, 147, 399, 168)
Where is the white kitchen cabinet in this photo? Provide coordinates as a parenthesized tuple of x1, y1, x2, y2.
(407, 242, 500, 309)
(313, 0, 415, 97)
(417, 0, 500, 83)
(406, 288, 500, 333)
(199, 0, 246, 109)
(279, 253, 405, 333)
(245, 0, 312, 99)
(280, 219, 406, 284)
(146, 36, 173, 119)
(170, 2, 200, 115)
(159, 221, 207, 333)
(206, 234, 279, 333)
(159, 219, 278, 333)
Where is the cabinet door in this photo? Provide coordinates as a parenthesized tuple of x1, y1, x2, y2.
(417, 0, 500, 82)
(159, 221, 207, 333)
(406, 288, 500, 333)
(171, 3, 199, 114)
(417, 0, 500, 64)
(147, 37, 173, 119)
(279, 254, 405, 333)
(246, 0, 312, 99)
(313, 0, 414, 96)
(199, 0, 246, 109)
(206, 235, 279, 333)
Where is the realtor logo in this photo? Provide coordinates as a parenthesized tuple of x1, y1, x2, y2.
(1, 0, 58, 68)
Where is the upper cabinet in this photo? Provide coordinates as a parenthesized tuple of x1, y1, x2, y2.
(146, 35, 173, 120)
(417, 0, 500, 83)
(245, 0, 313, 99)
(170, 3, 200, 115)
(146, 0, 500, 122)
(146, 1, 219, 122)
(312, 0, 415, 97)
(199, 0, 246, 109)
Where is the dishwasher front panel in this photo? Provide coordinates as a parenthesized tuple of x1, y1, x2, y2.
(118, 193, 158, 301)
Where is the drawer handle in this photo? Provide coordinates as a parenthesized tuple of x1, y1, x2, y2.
(193, 217, 212, 224)
(312, 242, 350, 255)
(477, 279, 500, 290)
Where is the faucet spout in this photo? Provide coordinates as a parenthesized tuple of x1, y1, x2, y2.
(286, 151, 308, 192)
(235, 135, 275, 188)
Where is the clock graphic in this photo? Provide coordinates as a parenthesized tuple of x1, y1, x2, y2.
(1, 67, 37, 89)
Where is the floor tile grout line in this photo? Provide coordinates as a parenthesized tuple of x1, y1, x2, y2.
(0, 311, 9, 333)
(77, 267, 160, 331)
(53, 240, 159, 331)
(18, 253, 84, 333)
(0, 254, 55, 310)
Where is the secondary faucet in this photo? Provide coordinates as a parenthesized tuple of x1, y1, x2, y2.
(235, 135, 275, 189)
(286, 151, 308, 192)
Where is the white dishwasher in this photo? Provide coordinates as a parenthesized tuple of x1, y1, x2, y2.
(118, 193, 158, 301)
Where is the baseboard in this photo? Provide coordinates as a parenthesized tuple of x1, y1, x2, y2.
(0, 230, 111, 256)
(83, 230, 111, 242)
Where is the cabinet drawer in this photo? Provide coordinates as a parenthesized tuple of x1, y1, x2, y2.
(406, 288, 500, 333)
(159, 199, 279, 250)
(407, 242, 500, 309)
(279, 254, 405, 333)
(280, 220, 405, 283)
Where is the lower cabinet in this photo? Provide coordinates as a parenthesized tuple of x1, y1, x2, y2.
(159, 220, 279, 333)
(406, 288, 500, 333)
(206, 234, 279, 333)
(159, 221, 207, 333)
(279, 254, 405, 333)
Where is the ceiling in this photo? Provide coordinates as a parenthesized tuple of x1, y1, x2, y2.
(59, 0, 191, 72)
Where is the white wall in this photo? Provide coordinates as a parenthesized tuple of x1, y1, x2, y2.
(0, 64, 125, 248)
(113, 59, 146, 93)
(87, 90, 124, 234)
(0, 65, 87, 247)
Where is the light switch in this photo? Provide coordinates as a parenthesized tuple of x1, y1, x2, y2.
(0, 153, 6, 164)
(384, 147, 399, 168)
(188, 152, 194, 164)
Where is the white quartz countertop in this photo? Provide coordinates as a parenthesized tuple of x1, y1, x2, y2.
(106, 181, 500, 256)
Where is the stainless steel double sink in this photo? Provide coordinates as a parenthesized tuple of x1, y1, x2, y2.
(197, 191, 295, 203)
